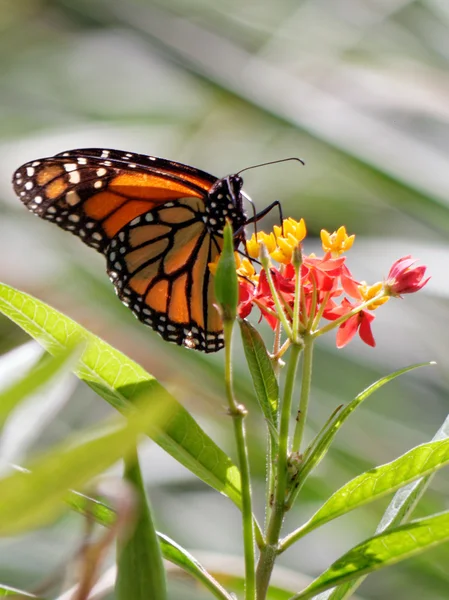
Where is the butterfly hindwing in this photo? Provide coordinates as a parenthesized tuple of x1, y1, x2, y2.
(106, 203, 224, 352)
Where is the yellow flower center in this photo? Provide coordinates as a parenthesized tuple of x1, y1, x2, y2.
(270, 218, 307, 265)
(359, 281, 389, 310)
(321, 226, 355, 256)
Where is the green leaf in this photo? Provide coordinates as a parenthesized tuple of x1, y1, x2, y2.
(214, 222, 238, 321)
(239, 319, 279, 432)
(116, 452, 167, 600)
(378, 414, 449, 529)
(281, 437, 449, 550)
(0, 346, 79, 429)
(288, 363, 432, 506)
(68, 492, 236, 600)
(67, 490, 117, 528)
(290, 511, 449, 600)
(0, 391, 171, 535)
(315, 413, 449, 600)
(158, 533, 234, 600)
(0, 282, 242, 507)
(67, 492, 244, 600)
(0, 584, 40, 597)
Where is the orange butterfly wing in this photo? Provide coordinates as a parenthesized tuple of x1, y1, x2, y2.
(13, 148, 217, 253)
(12, 148, 244, 352)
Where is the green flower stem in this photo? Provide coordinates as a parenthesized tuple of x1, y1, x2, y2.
(223, 320, 256, 600)
(312, 289, 332, 330)
(292, 250, 302, 342)
(265, 322, 282, 528)
(272, 321, 282, 377)
(260, 251, 292, 339)
(256, 342, 302, 599)
(306, 284, 318, 331)
(292, 333, 314, 454)
(313, 292, 386, 338)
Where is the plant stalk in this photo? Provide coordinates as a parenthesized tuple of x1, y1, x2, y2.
(292, 333, 314, 453)
(256, 342, 302, 599)
(224, 320, 256, 600)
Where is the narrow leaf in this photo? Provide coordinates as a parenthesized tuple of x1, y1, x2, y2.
(159, 533, 234, 600)
(0, 283, 242, 507)
(116, 452, 167, 600)
(0, 584, 40, 597)
(289, 363, 432, 506)
(67, 490, 117, 528)
(68, 493, 235, 600)
(316, 413, 449, 600)
(281, 438, 449, 549)
(290, 511, 449, 599)
(67, 492, 240, 600)
(377, 414, 449, 532)
(239, 319, 279, 430)
(0, 392, 171, 535)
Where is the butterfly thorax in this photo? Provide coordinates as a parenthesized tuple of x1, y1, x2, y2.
(205, 175, 246, 242)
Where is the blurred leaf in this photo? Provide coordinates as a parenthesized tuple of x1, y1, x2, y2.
(116, 452, 167, 600)
(0, 346, 79, 429)
(0, 583, 40, 597)
(0, 283, 242, 507)
(282, 438, 449, 549)
(158, 533, 234, 600)
(290, 511, 449, 600)
(67, 493, 246, 600)
(67, 490, 117, 528)
(239, 319, 279, 432)
(316, 414, 449, 600)
(0, 390, 171, 535)
(289, 363, 433, 505)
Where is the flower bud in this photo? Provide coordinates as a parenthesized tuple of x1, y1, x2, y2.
(385, 256, 430, 296)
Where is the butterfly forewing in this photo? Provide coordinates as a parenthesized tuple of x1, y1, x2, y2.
(12, 149, 215, 254)
(12, 148, 246, 352)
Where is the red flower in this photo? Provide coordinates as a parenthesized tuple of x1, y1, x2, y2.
(325, 298, 376, 348)
(238, 281, 255, 319)
(386, 256, 430, 296)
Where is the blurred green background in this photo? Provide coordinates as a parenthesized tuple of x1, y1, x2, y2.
(0, 0, 448, 598)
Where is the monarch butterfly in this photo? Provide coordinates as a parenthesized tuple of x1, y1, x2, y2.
(12, 148, 270, 352)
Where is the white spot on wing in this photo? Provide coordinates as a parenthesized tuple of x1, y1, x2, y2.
(68, 170, 81, 184)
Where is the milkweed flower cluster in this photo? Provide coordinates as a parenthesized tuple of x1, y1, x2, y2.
(230, 219, 429, 349)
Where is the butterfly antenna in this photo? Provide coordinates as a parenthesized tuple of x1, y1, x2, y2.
(236, 157, 305, 176)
